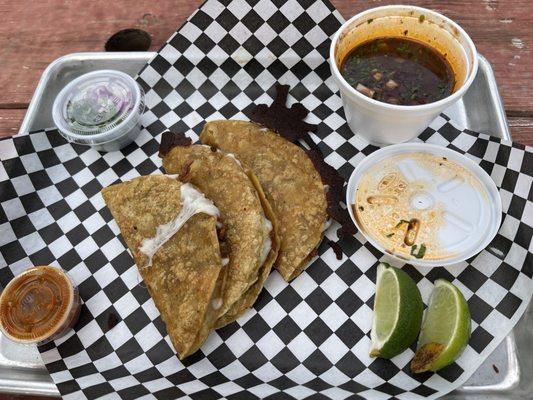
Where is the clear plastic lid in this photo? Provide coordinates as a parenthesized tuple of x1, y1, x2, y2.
(0, 266, 80, 343)
(52, 70, 144, 144)
(347, 143, 502, 267)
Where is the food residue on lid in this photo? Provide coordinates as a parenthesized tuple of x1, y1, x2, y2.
(353, 152, 488, 261)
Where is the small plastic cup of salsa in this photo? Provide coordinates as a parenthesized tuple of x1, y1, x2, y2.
(329, 5, 478, 145)
(0, 266, 81, 344)
(52, 70, 145, 152)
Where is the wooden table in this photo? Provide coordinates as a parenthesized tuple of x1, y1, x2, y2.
(0, 0, 531, 144)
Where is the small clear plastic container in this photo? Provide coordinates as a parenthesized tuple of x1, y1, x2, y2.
(0, 266, 82, 344)
(52, 70, 145, 152)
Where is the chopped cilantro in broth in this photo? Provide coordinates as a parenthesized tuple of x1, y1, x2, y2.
(340, 37, 454, 105)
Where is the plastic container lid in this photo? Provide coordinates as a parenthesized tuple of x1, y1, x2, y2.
(347, 143, 502, 267)
(0, 266, 80, 343)
(52, 70, 144, 146)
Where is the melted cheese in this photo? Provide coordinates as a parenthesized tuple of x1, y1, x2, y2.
(139, 183, 219, 266)
(260, 218, 273, 266)
(226, 153, 242, 167)
(354, 152, 485, 260)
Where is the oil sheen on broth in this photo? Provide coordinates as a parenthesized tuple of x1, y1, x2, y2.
(340, 37, 455, 105)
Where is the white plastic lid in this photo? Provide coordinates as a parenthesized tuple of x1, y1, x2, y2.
(347, 143, 502, 267)
(52, 70, 144, 145)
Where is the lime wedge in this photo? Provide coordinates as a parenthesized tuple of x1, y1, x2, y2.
(411, 279, 471, 373)
(370, 263, 423, 359)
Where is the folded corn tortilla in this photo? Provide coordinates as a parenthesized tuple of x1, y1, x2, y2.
(101, 175, 222, 359)
(162, 144, 279, 327)
(200, 120, 328, 281)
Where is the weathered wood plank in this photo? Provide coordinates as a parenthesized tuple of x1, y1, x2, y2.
(508, 116, 533, 145)
(0, 0, 201, 105)
(0, 109, 26, 137)
(0, 0, 531, 112)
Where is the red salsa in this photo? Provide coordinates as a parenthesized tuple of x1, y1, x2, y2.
(0, 266, 81, 343)
(340, 37, 455, 106)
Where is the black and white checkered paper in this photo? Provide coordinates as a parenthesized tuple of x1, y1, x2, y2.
(1, 0, 532, 398)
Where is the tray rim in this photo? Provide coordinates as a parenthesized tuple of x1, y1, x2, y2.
(18, 52, 511, 141)
(475, 54, 510, 140)
(18, 52, 158, 136)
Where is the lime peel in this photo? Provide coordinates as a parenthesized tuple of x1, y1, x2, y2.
(411, 279, 471, 373)
(370, 263, 423, 359)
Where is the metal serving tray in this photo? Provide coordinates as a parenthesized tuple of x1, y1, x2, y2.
(2, 52, 530, 398)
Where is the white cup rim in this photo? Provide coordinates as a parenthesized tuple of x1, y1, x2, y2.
(329, 5, 479, 112)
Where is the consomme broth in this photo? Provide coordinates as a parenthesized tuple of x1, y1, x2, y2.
(340, 37, 455, 106)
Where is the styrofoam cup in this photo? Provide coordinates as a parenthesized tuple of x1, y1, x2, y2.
(329, 5, 478, 145)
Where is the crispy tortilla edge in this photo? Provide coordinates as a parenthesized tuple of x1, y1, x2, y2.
(214, 169, 280, 328)
(161, 143, 268, 322)
(101, 177, 224, 360)
(201, 120, 328, 282)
